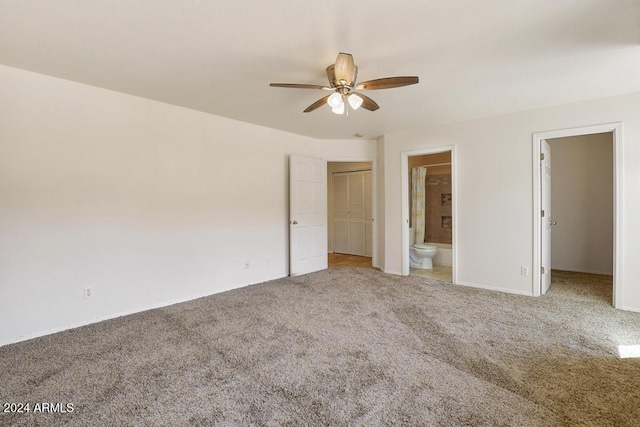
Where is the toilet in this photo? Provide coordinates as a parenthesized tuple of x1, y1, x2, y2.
(409, 227, 438, 269)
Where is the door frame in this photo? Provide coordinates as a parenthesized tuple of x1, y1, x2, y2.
(401, 146, 457, 282)
(532, 123, 623, 307)
(324, 157, 378, 269)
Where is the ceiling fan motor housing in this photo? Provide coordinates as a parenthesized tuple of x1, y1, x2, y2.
(326, 64, 358, 90)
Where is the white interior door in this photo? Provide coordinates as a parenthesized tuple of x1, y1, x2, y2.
(541, 140, 552, 294)
(290, 155, 327, 276)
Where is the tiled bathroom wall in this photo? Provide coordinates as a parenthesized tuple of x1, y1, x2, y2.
(425, 174, 452, 244)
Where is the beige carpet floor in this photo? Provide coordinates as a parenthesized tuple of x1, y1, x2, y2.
(1, 269, 639, 426)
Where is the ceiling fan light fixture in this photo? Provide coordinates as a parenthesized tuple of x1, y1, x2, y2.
(331, 101, 345, 115)
(327, 92, 343, 109)
(348, 94, 363, 110)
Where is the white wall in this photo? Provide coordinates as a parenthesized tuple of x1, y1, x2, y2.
(548, 133, 613, 275)
(327, 162, 372, 253)
(0, 65, 376, 345)
(382, 91, 640, 311)
(376, 136, 386, 270)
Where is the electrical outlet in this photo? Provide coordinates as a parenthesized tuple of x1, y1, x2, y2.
(84, 287, 93, 299)
(245, 260, 250, 269)
(521, 266, 529, 276)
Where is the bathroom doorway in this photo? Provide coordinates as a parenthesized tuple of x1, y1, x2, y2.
(533, 123, 622, 307)
(401, 147, 456, 282)
(327, 161, 375, 269)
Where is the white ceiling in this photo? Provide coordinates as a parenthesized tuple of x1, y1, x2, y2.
(1, 0, 639, 139)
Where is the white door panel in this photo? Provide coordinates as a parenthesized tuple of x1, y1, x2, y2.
(333, 174, 349, 219)
(334, 221, 349, 253)
(349, 173, 364, 219)
(349, 222, 365, 256)
(290, 155, 327, 276)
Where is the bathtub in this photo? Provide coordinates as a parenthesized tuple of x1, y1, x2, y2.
(427, 242, 452, 266)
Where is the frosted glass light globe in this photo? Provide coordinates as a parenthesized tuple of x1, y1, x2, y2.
(331, 101, 345, 115)
(348, 94, 363, 110)
(327, 92, 342, 109)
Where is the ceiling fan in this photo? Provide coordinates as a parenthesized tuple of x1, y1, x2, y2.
(269, 52, 419, 115)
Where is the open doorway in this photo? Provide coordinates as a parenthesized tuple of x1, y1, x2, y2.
(533, 123, 622, 307)
(547, 133, 614, 300)
(327, 161, 374, 269)
(401, 147, 457, 282)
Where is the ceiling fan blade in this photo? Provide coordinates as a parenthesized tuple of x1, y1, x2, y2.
(355, 76, 419, 90)
(356, 93, 380, 111)
(334, 53, 357, 85)
(270, 83, 332, 90)
(303, 95, 331, 113)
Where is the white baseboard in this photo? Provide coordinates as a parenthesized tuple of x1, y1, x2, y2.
(456, 280, 534, 296)
(0, 274, 287, 348)
(617, 305, 640, 313)
(383, 269, 405, 276)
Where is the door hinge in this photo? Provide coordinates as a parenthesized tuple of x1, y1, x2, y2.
(540, 153, 545, 160)
(541, 210, 545, 217)
(541, 267, 545, 274)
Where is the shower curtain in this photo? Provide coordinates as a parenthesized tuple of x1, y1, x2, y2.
(411, 166, 428, 244)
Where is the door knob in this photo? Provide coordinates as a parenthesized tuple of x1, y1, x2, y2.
(291, 220, 298, 225)
(550, 220, 557, 226)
